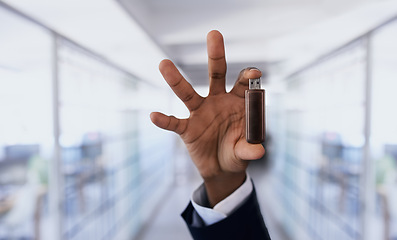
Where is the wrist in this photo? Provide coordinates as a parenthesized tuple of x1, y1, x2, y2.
(203, 171, 246, 207)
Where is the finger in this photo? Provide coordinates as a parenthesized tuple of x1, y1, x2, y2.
(207, 30, 226, 95)
(159, 59, 204, 112)
(230, 68, 262, 98)
(234, 138, 265, 160)
(150, 112, 188, 135)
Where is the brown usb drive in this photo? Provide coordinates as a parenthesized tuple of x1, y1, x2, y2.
(245, 78, 265, 144)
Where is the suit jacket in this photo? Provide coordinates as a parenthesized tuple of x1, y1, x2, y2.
(181, 187, 271, 240)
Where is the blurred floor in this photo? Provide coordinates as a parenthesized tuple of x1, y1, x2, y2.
(134, 177, 200, 240)
(248, 161, 291, 240)
(133, 142, 201, 240)
(134, 145, 290, 240)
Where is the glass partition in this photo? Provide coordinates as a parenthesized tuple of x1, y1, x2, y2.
(58, 39, 141, 239)
(271, 18, 397, 240)
(372, 21, 397, 240)
(0, 6, 54, 240)
(0, 3, 175, 240)
(57, 32, 175, 240)
(275, 42, 367, 240)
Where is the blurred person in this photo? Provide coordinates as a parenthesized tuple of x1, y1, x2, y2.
(376, 150, 397, 240)
(150, 30, 271, 240)
(0, 154, 47, 240)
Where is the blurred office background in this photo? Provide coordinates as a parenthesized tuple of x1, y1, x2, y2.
(1, 0, 397, 239)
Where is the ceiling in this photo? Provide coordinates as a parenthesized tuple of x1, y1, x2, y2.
(117, 0, 397, 86)
(4, 0, 169, 85)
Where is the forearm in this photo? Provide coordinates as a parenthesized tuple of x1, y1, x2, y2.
(204, 171, 246, 207)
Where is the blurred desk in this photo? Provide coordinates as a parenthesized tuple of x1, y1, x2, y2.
(0, 157, 28, 169)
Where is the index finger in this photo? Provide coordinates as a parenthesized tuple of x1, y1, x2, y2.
(159, 59, 204, 112)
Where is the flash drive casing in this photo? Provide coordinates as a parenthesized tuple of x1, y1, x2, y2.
(245, 78, 265, 144)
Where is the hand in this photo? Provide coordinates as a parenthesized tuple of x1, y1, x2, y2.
(150, 30, 265, 207)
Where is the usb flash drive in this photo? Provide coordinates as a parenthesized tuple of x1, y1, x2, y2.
(245, 78, 265, 144)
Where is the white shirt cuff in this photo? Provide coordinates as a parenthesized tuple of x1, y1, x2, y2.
(191, 173, 253, 226)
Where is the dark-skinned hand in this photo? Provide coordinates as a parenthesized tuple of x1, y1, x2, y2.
(150, 30, 265, 207)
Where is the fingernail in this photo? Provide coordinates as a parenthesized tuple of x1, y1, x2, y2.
(249, 68, 261, 73)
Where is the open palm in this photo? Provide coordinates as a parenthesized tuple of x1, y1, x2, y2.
(150, 30, 264, 206)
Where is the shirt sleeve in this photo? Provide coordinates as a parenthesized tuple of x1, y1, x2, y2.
(190, 173, 253, 226)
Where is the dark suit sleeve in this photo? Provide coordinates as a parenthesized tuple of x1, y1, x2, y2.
(181, 187, 271, 240)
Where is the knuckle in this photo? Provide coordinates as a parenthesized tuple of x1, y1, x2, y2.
(182, 92, 194, 102)
(210, 72, 225, 80)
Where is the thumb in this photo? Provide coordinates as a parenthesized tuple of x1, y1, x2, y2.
(235, 138, 265, 161)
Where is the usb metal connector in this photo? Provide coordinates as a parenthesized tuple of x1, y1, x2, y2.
(249, 78, 261, 90)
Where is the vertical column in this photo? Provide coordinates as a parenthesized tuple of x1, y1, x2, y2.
(361, 33, 375, 240)
(48, 32, 63, 240)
